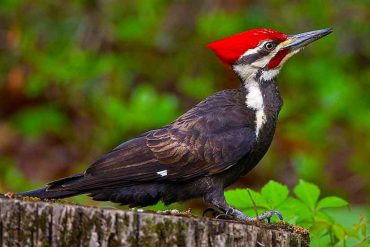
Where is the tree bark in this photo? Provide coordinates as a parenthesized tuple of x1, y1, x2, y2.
(0, 198, 309, 247)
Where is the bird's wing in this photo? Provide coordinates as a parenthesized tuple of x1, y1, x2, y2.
(145, 112, 256, 181)
(59, 90, 256, 190)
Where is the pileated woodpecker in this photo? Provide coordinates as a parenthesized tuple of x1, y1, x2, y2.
(13, 28, 332, 222)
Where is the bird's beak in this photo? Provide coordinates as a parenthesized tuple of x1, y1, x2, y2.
(280, 28, 333, 50)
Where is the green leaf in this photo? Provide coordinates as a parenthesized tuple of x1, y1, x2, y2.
(225, 189, 250, 209)
(314, 211, 334, 225)
(317, 196, 348, 210)
(344, 226, 359, 239)
(310, 221, 331, 237)
(332, 224, 346, 241)
(225, 189, 269, 210)
(261, 180, 289, 208)
(278, 197, 312, 225)
(246, 189, 270, 210)
(294, 179, 320, 210)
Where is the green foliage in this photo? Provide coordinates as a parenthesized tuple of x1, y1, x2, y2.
(0, 158, 40, 191)
(225, 180, 369, 246)
(294, 179, 321, 210)
(317, 196, 348, 210)
(261, 180, 289, 208)
(11, 105, 69, 138)
(101, 84, 179, 132)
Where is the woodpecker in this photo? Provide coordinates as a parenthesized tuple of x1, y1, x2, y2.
(14, 28, 332, 222)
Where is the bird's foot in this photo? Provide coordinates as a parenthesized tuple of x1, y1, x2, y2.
(203, 206, 283, 223)
(220, 207, 283, 223)
(254, 209, 283, 223)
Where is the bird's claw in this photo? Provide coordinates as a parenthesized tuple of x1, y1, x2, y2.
(215, 213, 227, 219)
(256, 210, 283, 223)
(225, 207, 234, 215)
(215, 207, 235, 220)
(204, 206, 283, 223)
(202, 207, 223, 217)
(202, 207, 235, 220)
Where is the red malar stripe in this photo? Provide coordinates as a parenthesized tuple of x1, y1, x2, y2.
(268, 49, 289, 69)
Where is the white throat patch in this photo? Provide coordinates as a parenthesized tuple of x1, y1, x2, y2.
(233, 64, 268, 140)
(260, 69, 280, 81)
(245, 82, 266, 139)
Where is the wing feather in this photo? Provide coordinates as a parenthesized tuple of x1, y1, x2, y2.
(61, 89, 257, 190)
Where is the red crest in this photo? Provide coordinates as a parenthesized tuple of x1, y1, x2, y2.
(207, 28, 287, 65)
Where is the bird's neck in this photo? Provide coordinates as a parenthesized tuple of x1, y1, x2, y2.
(239, 74, 282, 113)
(232, 63, 281, 83)
(235, 66, 278, 110)
(235, 66, 282, 139)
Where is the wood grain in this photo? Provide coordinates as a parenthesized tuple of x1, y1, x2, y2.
(0, 198, 309, 247)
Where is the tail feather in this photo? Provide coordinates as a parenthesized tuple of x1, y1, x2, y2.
(18, 187, 81, 199)
(47, 173, 84, 189)
(17, 173, 86, 199)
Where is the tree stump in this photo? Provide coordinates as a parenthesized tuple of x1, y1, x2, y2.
(0, 198, 309, 246)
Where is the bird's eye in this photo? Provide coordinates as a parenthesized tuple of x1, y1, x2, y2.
(264, 42, 275, 51)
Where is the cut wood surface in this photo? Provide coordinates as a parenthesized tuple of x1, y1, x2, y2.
(0, 198, 309, 247)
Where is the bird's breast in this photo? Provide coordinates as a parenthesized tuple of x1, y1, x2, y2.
(220, 83, 282, 186)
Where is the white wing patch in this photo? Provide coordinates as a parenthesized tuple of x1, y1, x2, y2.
(245, 83, 266, 139)
(157, 170, 168, 177)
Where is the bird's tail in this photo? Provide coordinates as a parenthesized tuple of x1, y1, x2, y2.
(17, 173, 86, 199)
(17, 187, 80, 199)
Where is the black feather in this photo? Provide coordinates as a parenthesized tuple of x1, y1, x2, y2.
(15, 85, 282, 208)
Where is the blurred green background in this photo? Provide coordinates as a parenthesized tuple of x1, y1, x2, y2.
(0, 0, 369, 213)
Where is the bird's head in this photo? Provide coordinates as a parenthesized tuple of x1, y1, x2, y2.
(207, 28, 332, 82)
